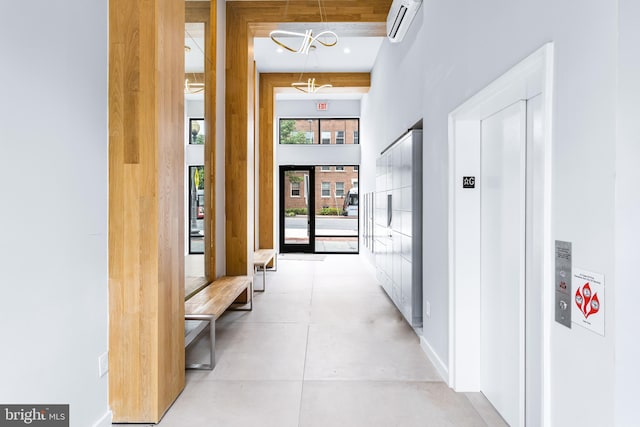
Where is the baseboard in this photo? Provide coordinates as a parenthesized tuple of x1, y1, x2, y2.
(93, 410, 112, 427)
(420, 336, 449, 383)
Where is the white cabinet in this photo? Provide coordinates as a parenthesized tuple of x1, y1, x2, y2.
(374, 130, 422, 327)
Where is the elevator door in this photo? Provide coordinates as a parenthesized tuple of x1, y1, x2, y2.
(480, 100, 526, 427)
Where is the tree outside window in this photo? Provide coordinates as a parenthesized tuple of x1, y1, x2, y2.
(279, 119, 309, 144)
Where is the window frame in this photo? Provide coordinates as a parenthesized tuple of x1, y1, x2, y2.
(278, 118, 359, 145)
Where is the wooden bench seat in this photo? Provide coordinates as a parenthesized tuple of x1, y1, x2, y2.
(184, 275, 253, 370)
(253, 249, 277, 292)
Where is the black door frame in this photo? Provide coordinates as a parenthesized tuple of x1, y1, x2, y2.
(279, 165, 315, 253)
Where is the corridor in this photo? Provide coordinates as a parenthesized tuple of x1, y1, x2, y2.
(151, 255, 506, 427)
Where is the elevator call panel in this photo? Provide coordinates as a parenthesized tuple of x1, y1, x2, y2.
(555, 240, 572, 328)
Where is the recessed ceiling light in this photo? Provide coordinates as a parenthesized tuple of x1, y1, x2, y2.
(344, 47, 351, 54)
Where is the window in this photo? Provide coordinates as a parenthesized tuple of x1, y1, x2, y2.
(279, 118, 359, 144)
(335, 182, 345, 197)
(354, 165, 359, 172)
(321, 182, 331, 197)
(335, 166, 345, 171)
(279, 119, 318, 144)
(188, 166, 205, 254)
(305, 131, 314, 144)
(352, 179, 358, 188)
(291, 181, 300, 197)
(189, 118, 205, 145)
(320, 166, 331, 171)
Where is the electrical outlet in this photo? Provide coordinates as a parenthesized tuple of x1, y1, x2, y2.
(425, 301, 431, 318)
(98, 352, 108, 377)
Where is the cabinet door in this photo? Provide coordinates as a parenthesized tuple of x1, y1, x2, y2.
(391, 146, 402, 190)
(401, 135, 413, 188)
(401, 257, 413, 318)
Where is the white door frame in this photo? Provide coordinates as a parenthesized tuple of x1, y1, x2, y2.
(447, 43, 554, 425)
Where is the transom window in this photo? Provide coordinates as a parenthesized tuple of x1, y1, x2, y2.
(279, 118, 359, 144)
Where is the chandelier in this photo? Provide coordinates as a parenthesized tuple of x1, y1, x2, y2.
(269, 29, 338, 55)
(291, 78, 333, 94)
(269, 0, 338, 55)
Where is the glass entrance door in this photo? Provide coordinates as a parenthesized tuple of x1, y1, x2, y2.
(280, 166, 315, 253)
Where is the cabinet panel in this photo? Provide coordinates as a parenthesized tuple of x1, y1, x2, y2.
(392, 231, 402, 286)
(401, 257, 413, 314)
(401, 234, 412, 261)
(401, 211, 412, 237)
(400, 137, 412, 188)
(374, 130, 423, 328)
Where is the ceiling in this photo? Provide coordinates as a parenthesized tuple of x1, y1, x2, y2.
(185, 24, 386, 101)
(253, 36, 384, 73)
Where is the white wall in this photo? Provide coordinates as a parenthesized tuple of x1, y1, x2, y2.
(360, 8, 425, 266)
(277, 99, 361, 118)
(362, 1, 618, 425)
(615, 1, 640, 425)
(0, 1, 110, 426)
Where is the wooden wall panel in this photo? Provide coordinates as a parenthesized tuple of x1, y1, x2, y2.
(206, 1, 217, 281)
(109, 0, 185, 422)
(226, 0, 390, 274)
(258, 73, 371, 250)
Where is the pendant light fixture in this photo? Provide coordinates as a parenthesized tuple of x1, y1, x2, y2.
(269, 0, 338, 55)
(291, 78, 333, 94)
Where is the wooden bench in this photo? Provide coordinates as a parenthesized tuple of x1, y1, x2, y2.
(253, 249, 277, 292)
(184, 275, 253, 370)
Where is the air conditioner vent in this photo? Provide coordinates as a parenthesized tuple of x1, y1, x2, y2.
(386, 0, 422, 43)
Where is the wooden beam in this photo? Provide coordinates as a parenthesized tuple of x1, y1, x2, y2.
(258, 73, 370, 251)
(226, 0, 391, 275)
(108, 0, 185, 422)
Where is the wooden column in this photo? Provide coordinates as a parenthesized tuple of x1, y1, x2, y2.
(226, 0, 390, 275)
(108, 0, 185, 422)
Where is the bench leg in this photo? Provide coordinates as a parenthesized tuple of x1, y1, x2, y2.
(254, 263, 266, 293)
(185, 314, 215, 370)
(228, 280, 254, 312)
(255, 254, 276, 292)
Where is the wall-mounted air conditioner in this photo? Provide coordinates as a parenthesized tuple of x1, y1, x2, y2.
(386, 0, 423, 43)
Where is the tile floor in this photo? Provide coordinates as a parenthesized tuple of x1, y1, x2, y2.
(124, 254, 507, 427)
